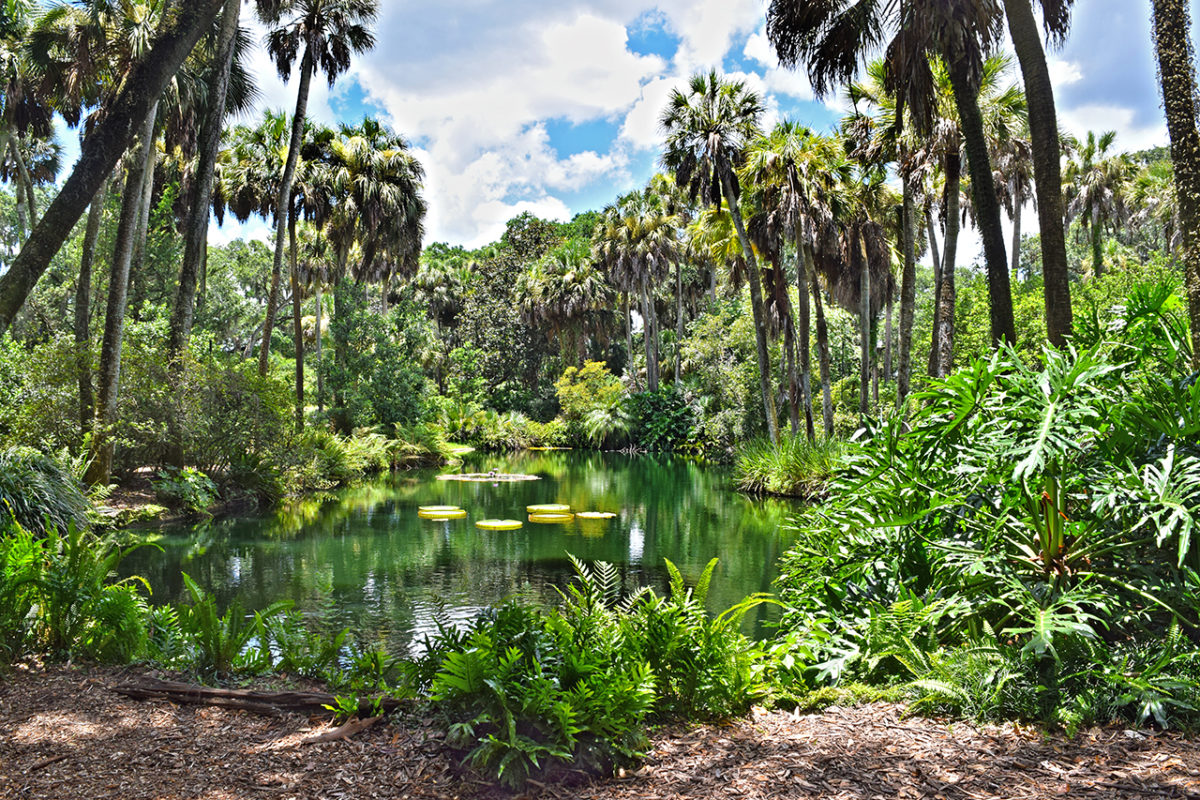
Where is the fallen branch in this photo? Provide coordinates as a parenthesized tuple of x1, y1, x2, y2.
(111, 677, 405, 718)
(28, 754, 68, 773)
(302, 715, 383, 745)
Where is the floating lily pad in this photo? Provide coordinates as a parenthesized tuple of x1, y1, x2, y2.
(528, 512, 575, 524)
(419, 509, 466, 520)
(419, 505, 462, 514)
(527, 503, 571, 513)
(576, 511, 616, 520)
(477, 519, 522, 531)
(436, 473, 540, 483)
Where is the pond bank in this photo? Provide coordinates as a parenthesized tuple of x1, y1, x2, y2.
(2, 664, 1193, 799)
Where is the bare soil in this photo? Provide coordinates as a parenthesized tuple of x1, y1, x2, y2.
(3, 664, 1200, 799)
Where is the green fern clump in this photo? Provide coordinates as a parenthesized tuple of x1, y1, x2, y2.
(734, 436, 845, 498)
(426, 556, 762, 789)
(0, 447, 92, 534)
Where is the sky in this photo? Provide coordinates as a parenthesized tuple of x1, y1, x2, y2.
(188, 0, 1198, 255)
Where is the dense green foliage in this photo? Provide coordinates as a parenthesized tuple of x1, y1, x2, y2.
(772, 279, 1200, 730)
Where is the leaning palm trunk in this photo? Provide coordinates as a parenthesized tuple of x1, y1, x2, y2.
(1010, 199, 1022, 279)
(808, 249, 834, 438)
(75, 179, 108, 442)
(936, 155, 962, 379)
(946, 56, 1015, 346)
(1004, 0, 1073, 347)
(1153, 0, 1200, 368)
(1090, 211, 1104, 278)
(897, 179, 917, 406)
(259, 49, 314, 377)
(719, 165, 778, 443)
(86, 105, 158, 486)
(797, 236, 815, 440)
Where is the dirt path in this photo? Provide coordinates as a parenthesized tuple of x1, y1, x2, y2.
(2, 665, 1200, 799)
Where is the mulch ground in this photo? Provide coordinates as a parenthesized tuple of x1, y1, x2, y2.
(3, 664, 1200, 800)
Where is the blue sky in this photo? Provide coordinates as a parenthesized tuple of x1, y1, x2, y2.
(196, 0, 1196, 251)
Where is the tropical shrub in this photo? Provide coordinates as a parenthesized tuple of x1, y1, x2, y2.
(152, 467, 219, 516)
(628, 388, 694, 451)
(734, 435, 845, 498)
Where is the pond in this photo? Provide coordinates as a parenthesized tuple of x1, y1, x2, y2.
(122, 450, 801, 654)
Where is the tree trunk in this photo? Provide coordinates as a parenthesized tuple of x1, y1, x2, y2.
(1004, 0, 1073, 347)
(884, 282, 893, 382)
(777, 259, 800, 436)
(946, 54, 1015, 347)
(1153, 0, 1200, 369)
(1091, 210, 1104, 278)
(1011, 198, 1023, 279)
(936, 154, 961, 378)
(128, 128, 158, 317)
(797, 235, 815, 440)
(675, 260, 683, 385)
(290, 214, 304, 432)
(808, 249, 834, 438)
(719, 165, 778, 443)
(259, 49, 314, 377)
(897, 179, 917, 406)
(75, 179, 108, 442)
(624, 291, 636, 387)
(927, 207, 944, 378)
(169, 0, 239, 357)
(641, 280, 659, 392)
(858, 229, 870, 417)
(315, 282, 325, 411)
(0, 0, 226, 335)
(11, 142, 28, 241)
(86, 106, 158, 486)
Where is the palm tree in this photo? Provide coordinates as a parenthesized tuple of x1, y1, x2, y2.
(766, 0, 1017, 347)
(646, 172, 693, 387)
(0, 0, 226, 336)
(1063, 130, 1131, 279)
(994, 132, 1035, 279)
(1002, 0, 1074, 347)
(1153, 0, 1200, 367)
(594, 189, 675, 392)
(252, 0, 378, 377)
(661, 70, 777, 442)
(518, 237, 614, 364)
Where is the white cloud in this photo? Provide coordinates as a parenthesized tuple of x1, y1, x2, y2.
(1058, 104, 1168, 153)
(1048, 59, 1084, 88)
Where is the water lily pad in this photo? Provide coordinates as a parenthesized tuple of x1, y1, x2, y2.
(477, 519, 522, 531)
(419, 505, 462, 514)
(527, 503, 571, 513)
(528, 512, 575, 524)
(576, 511, 616, 520)
(419, 509, 466, 520)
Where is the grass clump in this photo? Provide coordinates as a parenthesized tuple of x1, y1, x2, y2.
(734, 435, 845, 498)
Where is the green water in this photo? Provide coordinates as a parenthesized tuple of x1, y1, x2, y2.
(122, 450, 800, 654)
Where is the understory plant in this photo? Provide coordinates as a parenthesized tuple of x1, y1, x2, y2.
(775, 279, 1200, 728)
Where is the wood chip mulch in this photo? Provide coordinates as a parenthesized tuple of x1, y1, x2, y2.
(3, 664, 1200, 799)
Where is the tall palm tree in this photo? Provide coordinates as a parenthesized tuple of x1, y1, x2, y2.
(767, 0, 1017, 347)
(1002, 0, 1074, 347)
(252, 0, 378, 377)
(594, 189, 675, 392)
(660, 70, 777, 442)
(518, 237, 614, 364)
(1153, 0, 1200, 367)
(1063, 130, 1130, 279)
(994, 132, 1035, 278)
(0, 0, 226, 336)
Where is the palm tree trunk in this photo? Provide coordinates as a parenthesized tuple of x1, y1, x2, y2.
(0, 0, 225, 337)
(169, 0, 239, 358)
(624, 291, 636, 388)
(898, 179, 917, 406)
(858, 229, 870, 417)
(936, 154, 961, 378)
(641, 280, 658, 392)
(11, 143, 28, 241)
(927, 205, 944, 378)
(1153, 0, 1200, 369)
(259, 49, 314, 377)
(75, 179, 108, 443)
(1091, 212, 1104, 278)
(1004, 0, 1073, 347)
(128, 130, 157, 317)
(86, 105, 158, 486)
(289, 214, 304, 432)
(315, 282, 325, 411)
(1011, 199, 1022, 279)
(797, 236, 815, 440)
(675, 260, 683, 385)
(11, 135, 38, 233)
(946, 55, 1015, 346)
(777, 260, 801, 436)
(808, 249, 834, 438)
(719, 165, 778, 443)
(884, 283, 893, 382)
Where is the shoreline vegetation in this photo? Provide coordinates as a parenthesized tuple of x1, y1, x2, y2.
(3, 0, 1200, 795)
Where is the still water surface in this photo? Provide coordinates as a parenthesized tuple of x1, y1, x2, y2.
(123, 451, 800, 654)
